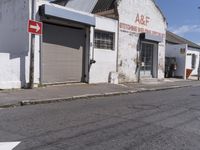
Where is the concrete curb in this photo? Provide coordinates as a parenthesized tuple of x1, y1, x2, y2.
(0, 83, 200, 109)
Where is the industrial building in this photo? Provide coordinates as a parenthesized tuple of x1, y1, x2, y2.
(0, 0, 167, 89)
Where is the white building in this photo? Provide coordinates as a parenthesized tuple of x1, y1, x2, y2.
(166, 31, 200, 79)
(0, 0, 166, 89)
(92, 0, 167, 83)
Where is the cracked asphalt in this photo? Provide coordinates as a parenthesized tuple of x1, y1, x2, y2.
(0, 86, 200, 150)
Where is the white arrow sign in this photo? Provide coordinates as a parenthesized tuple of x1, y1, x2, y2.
(28, 20, 43, 35)
(30, 24, 40, 32)
(0, 141, 21, 150)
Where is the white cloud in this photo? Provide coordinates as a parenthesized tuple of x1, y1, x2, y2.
(169, 25, 200, 36)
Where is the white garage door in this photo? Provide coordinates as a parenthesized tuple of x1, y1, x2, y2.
(41, 23, 85, 84)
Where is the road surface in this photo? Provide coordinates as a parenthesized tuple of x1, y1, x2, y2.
(0, 86, 200, 150)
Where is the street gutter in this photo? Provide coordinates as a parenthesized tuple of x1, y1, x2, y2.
(10, 85, 200, 108)
(0, 83, 200, 109)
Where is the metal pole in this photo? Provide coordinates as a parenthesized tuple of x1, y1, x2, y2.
(29, 0, 35, 89)
(198, 55, 200, 80)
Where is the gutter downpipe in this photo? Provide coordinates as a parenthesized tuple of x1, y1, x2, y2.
(137, 35, 142, 83)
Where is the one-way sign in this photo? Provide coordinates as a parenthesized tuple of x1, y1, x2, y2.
(28, 20, 43, 35)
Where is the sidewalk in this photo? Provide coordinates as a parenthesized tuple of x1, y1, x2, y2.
(0, 79, 200, 108)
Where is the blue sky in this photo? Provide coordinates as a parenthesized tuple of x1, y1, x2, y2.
(155, 0, 200, 44)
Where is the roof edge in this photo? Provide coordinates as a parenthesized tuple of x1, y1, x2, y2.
(152, 0, 167, 24)
(167, 31, 200, 49)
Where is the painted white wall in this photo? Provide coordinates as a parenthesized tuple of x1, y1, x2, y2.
(166, 43, 187, 78)
(117, 0, 167, 82)
(89, 16, 118, 83)
(0, 0, 30, 89)
(186, 48, 200, 75)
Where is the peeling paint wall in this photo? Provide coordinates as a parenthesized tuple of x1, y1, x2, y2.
(117, 0, 167, 82)
(0, 0, 30, 89)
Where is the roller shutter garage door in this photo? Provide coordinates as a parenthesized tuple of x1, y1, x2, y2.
(41, 23, 85, 84)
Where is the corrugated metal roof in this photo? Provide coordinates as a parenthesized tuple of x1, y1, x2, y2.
(92, 0, 116, 13)
(166, 31, 200, 49)
(51, 0, 98, 13)
(65, 0, 98, 13)
(50, 0, 69, 6)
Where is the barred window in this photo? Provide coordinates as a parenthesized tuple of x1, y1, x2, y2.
(192, 54, 196, 69)
(94, 30, 114, 50)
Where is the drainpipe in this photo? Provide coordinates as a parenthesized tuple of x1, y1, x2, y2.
(116, 20, 120, 73)
(137, 35, 142, 83)
(29, 0, 36, 88)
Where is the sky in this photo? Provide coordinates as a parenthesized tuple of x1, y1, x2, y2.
(155, 0, 200, 44)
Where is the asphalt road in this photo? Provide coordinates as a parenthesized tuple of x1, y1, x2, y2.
(1, 86, 200, 150)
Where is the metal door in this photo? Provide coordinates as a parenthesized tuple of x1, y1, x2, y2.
(41, 23, 85, 84)
(140, 42, 154, 77)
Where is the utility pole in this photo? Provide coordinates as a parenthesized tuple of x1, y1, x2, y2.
(29, 0, 36, 89)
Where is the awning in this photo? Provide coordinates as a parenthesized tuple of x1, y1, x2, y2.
(140, 33, 163, 43)
(39, 4, 96, 26)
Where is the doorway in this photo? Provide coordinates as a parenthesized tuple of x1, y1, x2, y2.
(140, 42, 157, 78)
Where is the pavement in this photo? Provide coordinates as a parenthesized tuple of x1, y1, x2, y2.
(0, 78, 200, 108)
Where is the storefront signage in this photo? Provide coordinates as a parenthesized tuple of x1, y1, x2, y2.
(119, 13, 165, 39)
(119, 22, 164, 38)
(135, 13, 150, 26)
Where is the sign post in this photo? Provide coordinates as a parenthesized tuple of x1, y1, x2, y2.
(28, 0, 43, 89)
(28, 19, 43, 88)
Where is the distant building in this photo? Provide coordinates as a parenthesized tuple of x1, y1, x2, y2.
(166, 31, 200, 79)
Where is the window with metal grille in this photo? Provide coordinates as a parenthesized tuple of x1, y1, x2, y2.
(192, 54, 196, 69)
(94, 30, 114, 50)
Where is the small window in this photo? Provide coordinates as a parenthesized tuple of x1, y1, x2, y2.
(94, 30, 114, 50)
(192, 54, 196, 69)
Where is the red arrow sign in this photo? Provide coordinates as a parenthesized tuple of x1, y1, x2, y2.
(28, 20, 43, 35)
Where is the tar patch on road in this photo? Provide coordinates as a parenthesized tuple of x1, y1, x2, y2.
(190, 94, 200, 97)
(127, 104, 160, 110)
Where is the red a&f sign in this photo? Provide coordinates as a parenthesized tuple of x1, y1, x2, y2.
(28, 20, 43, 35)
(135, 13, 150, 26)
